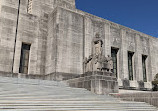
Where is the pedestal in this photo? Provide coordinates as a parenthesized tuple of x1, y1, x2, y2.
(66, 71, 118, 94)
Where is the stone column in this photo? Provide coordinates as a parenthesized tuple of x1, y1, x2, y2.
(104, 23, 111, 56)
(120, 29, 128, 79)
(84, 17, 93, 58)
(148, 38, 153, 82)
(135, 34, 142, 81)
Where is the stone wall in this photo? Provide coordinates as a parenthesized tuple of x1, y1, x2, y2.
(0, 0, 19, 73)
(0, 0, 158, 90)
(56, 7, 84, 76)
(0, 0, 76, 77)
(12, 0, 45, 75)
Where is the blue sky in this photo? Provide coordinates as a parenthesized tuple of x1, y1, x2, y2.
(76, 0, 158, 38)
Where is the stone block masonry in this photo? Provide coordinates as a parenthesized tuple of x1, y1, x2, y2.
(0, 0, 158, 91)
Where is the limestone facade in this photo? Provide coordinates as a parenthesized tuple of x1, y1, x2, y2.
(0, 0, 158, 90)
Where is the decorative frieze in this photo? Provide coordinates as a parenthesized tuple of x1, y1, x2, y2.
(110, 27, 121, 46)
(126, 31, 136, 50)
(140, 36, 149, 54)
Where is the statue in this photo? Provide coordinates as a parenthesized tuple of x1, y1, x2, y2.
(83, 33, 114, 73)
(93, 54, 102, 71)
(92, 33, 103, 71)
(87, 55, 93, 72)
(93, 33, 103, 56)
(101, 56, 108, 71)
(106, 55, 113, 72)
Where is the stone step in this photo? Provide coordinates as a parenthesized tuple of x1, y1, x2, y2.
(0, 92, 114, 99)
(0, 81, 65, 87)
(0, 109, 156, 111)
(0, 93, 113, 97)
(0, 91, 93, 96)
(0, 103, 152, 106)
(0, 77, 157, 111)
(0, 103, 155, 108)
(0, 97, 116, 100)
(2, 105, 153, 108)
(0, 107, 156, 111)
(0, 100, 152, 106)
(0, 86, 90, 93)
(0, 91, 94, 95)
(0, 107, 155, 111)
(0, 99, 118, 102)
(0, 109, 126, 111)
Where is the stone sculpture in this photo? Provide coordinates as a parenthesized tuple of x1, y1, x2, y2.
(106, 55, 113, 72)
(83, 33, 113, 73)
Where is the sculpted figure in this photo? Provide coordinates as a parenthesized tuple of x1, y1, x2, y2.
(92, 33, 104, 71)
(83, 57, 88, 73)
(93, 33, 103, 56)
(106, 55, 113, 72)
(87, 55, 93, 72)
(101, 56, 108, 71)
(93, 54, 102, 71)
(83, 33, 114, 73)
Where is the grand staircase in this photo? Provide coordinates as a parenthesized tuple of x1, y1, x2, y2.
(0, 77, 157, 111)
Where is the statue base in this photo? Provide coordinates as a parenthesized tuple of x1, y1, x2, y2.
(66, 71, 118, 94)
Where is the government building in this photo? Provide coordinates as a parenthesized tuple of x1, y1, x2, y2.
(0, 0, 158, 92)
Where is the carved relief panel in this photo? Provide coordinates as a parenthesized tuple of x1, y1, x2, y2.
(54, 0, 75, 9)
(126, 31, 136, 51)
(140, 36, 149, 54)
(86, 20, 105, 56)
(91, 20, 105, 53)
(110, 26, 121, 47)
(92, 21, 104, 38)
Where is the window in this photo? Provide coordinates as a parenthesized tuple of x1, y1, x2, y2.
(19, 43, 31, 74)
(111, 48, 118, 78)
(142, 55, 147, 82)
(27, 0, 33, 14)
(128, 52, 134, 80)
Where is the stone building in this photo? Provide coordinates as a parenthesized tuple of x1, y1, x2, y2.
(0, 0, 158, 91)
